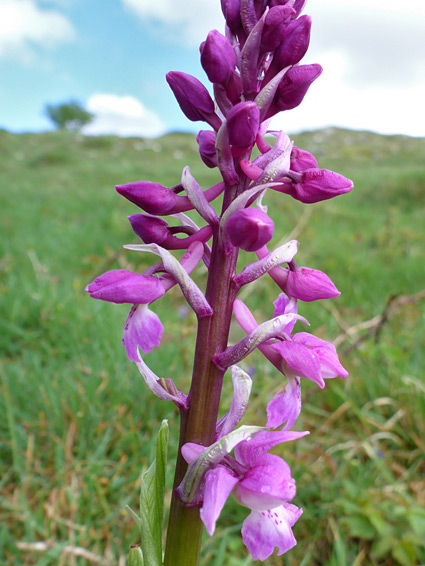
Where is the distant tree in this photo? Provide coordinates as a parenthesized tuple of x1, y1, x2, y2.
(45, 100, 94, 131)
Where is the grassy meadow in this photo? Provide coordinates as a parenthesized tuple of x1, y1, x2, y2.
(1, 126, 424, 566)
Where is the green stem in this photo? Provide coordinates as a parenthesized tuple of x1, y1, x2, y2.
(164, 184, 242, 566)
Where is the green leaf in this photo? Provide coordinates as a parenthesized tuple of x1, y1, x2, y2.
(371, 536, 395, 559)
(366, 509, 392, 536)
(128, 545, 144, 566)
(392, 540, 417, 566)
(139, 420, 169, 566)
(155, 418, 168, 531)
(126, 504, 142, 532)
(342, 515, 375, 540)
(407, 507, 425, 537)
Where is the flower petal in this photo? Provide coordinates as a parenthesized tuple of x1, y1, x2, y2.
(273, 292, 298, 334)
(86, 270, 165, 304)
(234, 241, 298, 287)
(123, 304, 163, 361)
(286, 266, 340, 302)
(200, 466, 239, 536)
(235, 430, 309, 469)
(181, 442, 205, 464)
(292, 332, 348, 379)
(176, 425, 265, 505)
(272, 340, 324, 387)
(266, 376, 301, 429)
(134, 356, 187, 408)
(215, 312, 308, 370)
(235, 454, 295, 510)
(241, 504, 302, 560)
(216, 365, 252, 439)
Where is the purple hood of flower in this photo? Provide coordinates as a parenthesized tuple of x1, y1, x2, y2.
(85, 270, 165, 305)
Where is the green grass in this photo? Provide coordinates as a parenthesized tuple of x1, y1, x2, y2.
(1, 127, 424, 565)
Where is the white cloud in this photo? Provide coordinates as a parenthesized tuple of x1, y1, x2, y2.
(0, 0, 75, 58)
(83, 93, 167, 138)
(271, 51, 425, 137)
(306, 0, 425, 89)
(268, 1, 425, 137)
(122, 0, 225, 45)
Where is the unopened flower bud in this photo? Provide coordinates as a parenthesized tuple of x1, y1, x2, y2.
(290, 146, 318, 172)
(128, 214, 169, 245)
(116, 181, 177, 215)
(270, 0, 306, 19)
(285, 168, 353, 203)
(266, 64, 322, 117)
(196, 130, 218, 168)
(262, 5, 294, 52)
(221, 0, 242, 34)
(227, 101, 260, 155)
(226, 208, 274, 252)
(274, 15, 311, 69)
(166, 71, 219, 128)
(128, 546, 144, 566)
(200, 30, 237, 84)
(286, 262, 340, 301)
(85, 270, 165, 304)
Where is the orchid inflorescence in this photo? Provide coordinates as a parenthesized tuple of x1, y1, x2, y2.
(86, 0, 352, 563)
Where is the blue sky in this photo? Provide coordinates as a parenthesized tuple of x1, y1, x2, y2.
(1, 0, 424, 138)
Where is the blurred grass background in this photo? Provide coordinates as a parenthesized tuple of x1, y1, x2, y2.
(1, 127, 424, 565)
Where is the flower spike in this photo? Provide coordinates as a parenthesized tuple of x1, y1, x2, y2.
(85, 0, 354, 560)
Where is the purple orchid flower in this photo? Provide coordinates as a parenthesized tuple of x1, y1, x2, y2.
(86, 241, 206, 362)
(233, 295, 348, 389)
(226, 207, 274, 252)
(240, 145, 353, 205)
(180, 426, 309, 561)
(254, 246, 341, 301)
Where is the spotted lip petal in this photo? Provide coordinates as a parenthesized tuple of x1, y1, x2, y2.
(190, 427, 308, 560)
(241, 504, 302, 561)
